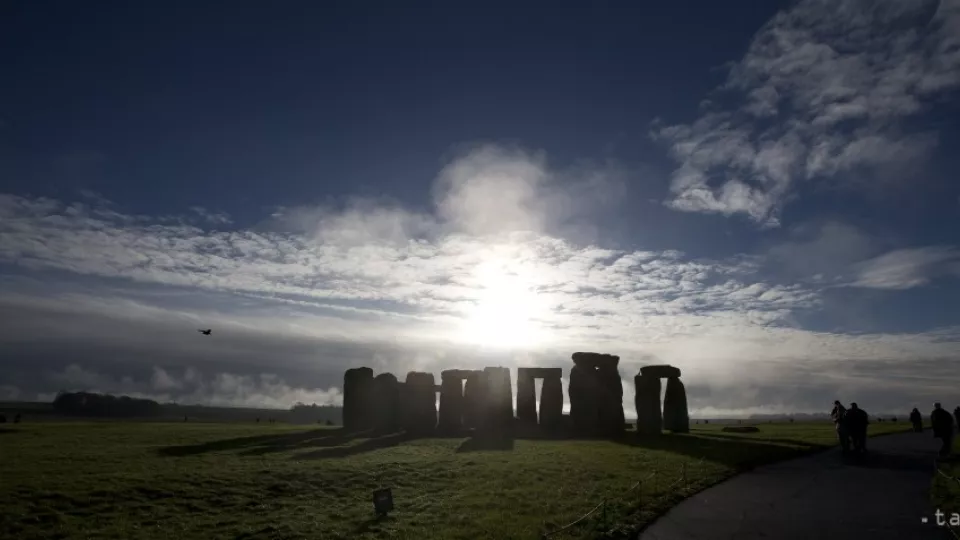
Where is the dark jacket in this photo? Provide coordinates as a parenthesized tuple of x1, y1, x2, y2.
(910, 410, 922, 424)
(845, 408, 868, 433)
(932, 408, 954, 438)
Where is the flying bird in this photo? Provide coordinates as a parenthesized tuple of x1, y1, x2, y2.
(198, 329, 212, 335)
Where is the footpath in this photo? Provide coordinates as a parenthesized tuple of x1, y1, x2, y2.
(640, 430, 954, 539)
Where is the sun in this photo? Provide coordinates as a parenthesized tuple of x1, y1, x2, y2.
(457, 259, 547, 348)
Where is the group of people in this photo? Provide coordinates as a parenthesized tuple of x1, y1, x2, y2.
(830, 401, 870, 455)
(832, 401, 958, 458)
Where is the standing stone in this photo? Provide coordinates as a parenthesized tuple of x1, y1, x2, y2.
(639, 365, 681, 379)
(515, 369, 538, 426)
(462, 371, 483, 429)
(479, 367, 513, 432)
(572, 352, 619, 371)
(539, 376, 563, 430)
(372, 373, 400, 432)
(570, 353, 621, 435)
(438, 371, 466, 433)
(569, 364, 599, 433)
(634, 374, 662, 435)
(662, 377, 690, 433)
(402, 372, 437, 434)
(596, 365, 624, 434)
(343, 367, 374, 431)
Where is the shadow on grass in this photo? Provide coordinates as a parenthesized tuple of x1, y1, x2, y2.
(0, 428, 19, 435)
(158, 427, 366, 457)
(619, 432, 824, 469)
(157, 424, 838, 467)
(292, 432, 412, 460)
(692, 432, 828, 449)
(456, 434, 515, 452)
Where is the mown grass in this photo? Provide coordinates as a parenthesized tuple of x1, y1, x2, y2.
(1, 421, 909, 539)
(930, 436, 960, 524)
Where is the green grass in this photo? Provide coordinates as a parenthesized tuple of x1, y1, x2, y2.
(930, 436, 960, 525)
(1, 421, 909, 539)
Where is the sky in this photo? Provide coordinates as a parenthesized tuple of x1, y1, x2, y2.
(1, 0, 959, 416)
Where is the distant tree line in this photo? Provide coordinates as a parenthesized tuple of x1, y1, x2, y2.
(47, 392, 341, 423)
(52, 391, 162, 418)
(289, 402, 341, 425)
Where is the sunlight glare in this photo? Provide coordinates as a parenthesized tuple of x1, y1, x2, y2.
(458, 259, 548, 348)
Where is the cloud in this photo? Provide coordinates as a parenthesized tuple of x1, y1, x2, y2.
(0, 144, 800, 352)
(432, 144, 625, 241)
(850, 246, 960, 289)
(766, 221, 881, 283)
(653, 0, 960, 224)
(2, 142, 959, 413)
(189, 206, 233, 226)
(266, 144, 625, 247)
(764, 221, 960, 290)
(1, 267, 958, 413)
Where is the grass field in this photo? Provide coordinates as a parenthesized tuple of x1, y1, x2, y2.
(930, 437, 960, 521)
(1, 421, 911, 539)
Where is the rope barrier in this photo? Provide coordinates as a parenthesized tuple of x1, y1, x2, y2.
(541, 499, 608, 538)
(541, 459, 704, 538)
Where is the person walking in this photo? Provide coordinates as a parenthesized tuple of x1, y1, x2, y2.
(931, 402, 954, 457)
(846, 403, 869, 455)
(831, 400, 850, 454)
(910, 408, 923, 432)
(953, 406, 960, 431)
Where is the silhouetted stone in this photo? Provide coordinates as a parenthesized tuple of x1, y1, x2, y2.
(373, 373, 400, 432)
(569, 363, 599, 433)
(639, 365, 681, 379)
(438, 370, 466, 433)
(597, 364, 624, 434)
(572, 352, 619, 370)
(402, 371, 437, 434)
(521, 367, 563, 379)
(569, 353, 622, 435)
(635, 374, 662, 435)
(343, 367, 375, 431)
(462, 371, 483, 429)
(516, 367, 564, 429)
(662, 377, 689, 433)
(539, 377, 563, 430)
(479, 367, 513, 433)
(516, 370, 538, 426)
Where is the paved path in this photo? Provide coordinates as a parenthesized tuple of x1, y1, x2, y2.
(640, 430, 954, 540)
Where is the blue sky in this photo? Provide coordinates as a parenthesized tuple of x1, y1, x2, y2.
(1, 0, 959, 414)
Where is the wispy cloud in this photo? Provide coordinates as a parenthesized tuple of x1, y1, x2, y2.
(189, 206, 233, 226)
(850, 246, 960, 289)
(653, 0, 960, 225)
(2, 143, 959, 412)
(0, 191, 822, 350)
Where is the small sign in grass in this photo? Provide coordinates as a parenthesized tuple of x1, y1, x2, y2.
(373, 488, 393, 516)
